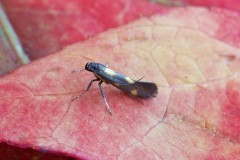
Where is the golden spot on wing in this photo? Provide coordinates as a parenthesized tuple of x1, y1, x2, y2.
(130, 89, 138, 96)
(104, 68, 116, 76)
(103, 80, 108, 84)
(94, 73, 108, 84)
(114, 83, 120, 87)
(94, 73, 101, 79)
(125, 77, 134, 84)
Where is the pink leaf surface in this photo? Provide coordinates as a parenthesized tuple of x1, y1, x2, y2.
(1, 7, 240, 159)
(184, 0, 240, 13)
(1, 0, 166, 60)
(2, 0, 240, 62)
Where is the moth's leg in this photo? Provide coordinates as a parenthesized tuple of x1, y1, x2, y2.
(72, 69, 84, 73)
(98, 81, 112, 115)
(105, 62, 108, 67)
(72, 78, 99, 101)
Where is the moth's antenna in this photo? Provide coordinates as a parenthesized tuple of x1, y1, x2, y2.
(72, 69, 85, 73)
(136, 76, 144, 82)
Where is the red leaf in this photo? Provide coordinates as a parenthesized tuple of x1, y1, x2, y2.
(1, 7, 240, 159)
(2, 0, 166, 60)
(184, 0, 240, 13)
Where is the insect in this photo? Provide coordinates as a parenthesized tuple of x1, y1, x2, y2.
(72, 62, 158, 115)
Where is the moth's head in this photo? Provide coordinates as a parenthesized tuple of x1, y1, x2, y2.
(85, 62, 97, 72)
(85, 62, 91, 71)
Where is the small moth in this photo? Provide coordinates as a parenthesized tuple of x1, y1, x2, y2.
(72, 62, 158, 115)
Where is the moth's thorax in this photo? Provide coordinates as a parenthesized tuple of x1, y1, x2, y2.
(85, 62, 106, 72)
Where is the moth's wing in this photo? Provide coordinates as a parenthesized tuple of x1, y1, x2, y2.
(118, 81, 158, 99)
(94, 70, 134, 85)
(94, 69, 158, 98)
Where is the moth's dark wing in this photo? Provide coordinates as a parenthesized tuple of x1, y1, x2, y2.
(93, 67, 158, 98)
(118, 81, 158, 99)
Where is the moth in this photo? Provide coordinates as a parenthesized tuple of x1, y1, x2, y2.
(72, 62, 158, 115)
